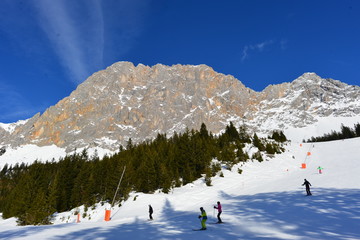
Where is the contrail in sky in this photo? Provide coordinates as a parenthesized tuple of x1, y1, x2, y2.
(34, 0, 104, 84)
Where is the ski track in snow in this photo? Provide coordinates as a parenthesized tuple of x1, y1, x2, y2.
(1, 134, 360, 239)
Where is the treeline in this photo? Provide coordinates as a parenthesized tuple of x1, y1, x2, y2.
(306, 123, 360, 142)
(0, 123, 286, 225)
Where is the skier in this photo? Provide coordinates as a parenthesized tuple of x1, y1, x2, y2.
(213, 201, 223, 223)
(317, 166, 323, 174)
(302, 179, 312, 196)
(149, 204, 153, 220)
(198, 207, 207, 230)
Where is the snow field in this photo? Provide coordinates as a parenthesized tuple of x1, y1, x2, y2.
(1, 136, 360, 239)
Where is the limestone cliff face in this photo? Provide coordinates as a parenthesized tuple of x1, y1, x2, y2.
(250, 73, 360, 130)
(1, 63, 360, 151)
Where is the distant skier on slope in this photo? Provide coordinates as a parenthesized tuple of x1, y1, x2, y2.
(317, 166, 323, 174)
(149, 204, 153, 220)
(213, 201, 223, 223)
(198, 207, 207, 230)
(302, 179, 312, 196)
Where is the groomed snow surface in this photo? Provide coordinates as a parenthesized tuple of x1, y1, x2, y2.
(1, 133, 360, 239)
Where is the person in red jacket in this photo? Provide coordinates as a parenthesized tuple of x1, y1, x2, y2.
(214, 201, 223, 223)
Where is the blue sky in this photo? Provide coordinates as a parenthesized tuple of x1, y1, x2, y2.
(0, 0, 359, 123)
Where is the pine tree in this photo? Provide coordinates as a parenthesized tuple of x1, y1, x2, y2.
(204, 166, 212, 186)
(71, 161, 92, 207)
(252, 151, 264, 162)
(341, 124, 355, 139)
(218, 144, 236, 167)
(137, 146, 157, 193)
(0, 163, 8, 178)
(265, 143, 276, 154)
(158, 163, 172, 193)
(17, 189, 54, 225)
(126, 138, 134, 150)
(270, 131, 280, 141)
(253, 133, 265, 151)
(47, 171, 60, 214)
(355, 123, 360, 137)
(236, 144, 249, 162)
(279, 131, 287, 142)
(199, 123, 209, 139)
(225, 122, 240, 142)
(238, 125, 251, 143)
(4, 171, 34, 219)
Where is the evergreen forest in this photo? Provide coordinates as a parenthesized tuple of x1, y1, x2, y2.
(0, 123, 286, 225)
(306, 123, 360, 142)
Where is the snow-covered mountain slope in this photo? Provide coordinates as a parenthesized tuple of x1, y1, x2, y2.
(248, 73, 360, 132)
(284, 115, 360, 143)
(1, 133, 359, 239)
(1, 115, 359, 169)
(0, 144, 113, 169)
(0, 120, 28, 134)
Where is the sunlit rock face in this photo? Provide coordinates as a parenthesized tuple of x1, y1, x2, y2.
(1, 62, 360, 152)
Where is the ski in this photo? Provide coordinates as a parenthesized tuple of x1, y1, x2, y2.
(192, 228, 207, 231)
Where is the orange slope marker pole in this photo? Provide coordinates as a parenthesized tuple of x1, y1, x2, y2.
(105, 166, 126, 221)
(104, 209, 111, 221)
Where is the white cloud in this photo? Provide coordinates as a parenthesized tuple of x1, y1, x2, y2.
(241, 46, 249, 62)
(256, 40, 274, 51)
(241, 40, 275, 62)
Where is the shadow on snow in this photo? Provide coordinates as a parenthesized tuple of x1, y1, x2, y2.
(220, 188, 360, 240)
(0, 188, 359, 240)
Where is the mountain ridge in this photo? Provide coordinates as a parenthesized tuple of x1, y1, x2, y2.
(1, 62, 360, 152)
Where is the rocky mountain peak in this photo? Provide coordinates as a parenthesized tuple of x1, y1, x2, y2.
(1, 62, 360, 152)
(294, 72, 322, 81)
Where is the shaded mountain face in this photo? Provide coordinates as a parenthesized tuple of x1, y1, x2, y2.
(1, 62, 360, 152)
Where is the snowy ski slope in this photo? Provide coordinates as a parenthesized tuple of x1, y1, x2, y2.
(1, 130, 360, 239)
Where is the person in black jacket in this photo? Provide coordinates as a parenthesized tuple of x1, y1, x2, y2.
(149, 205, 153, 220)
(302, 179, 312, 196)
